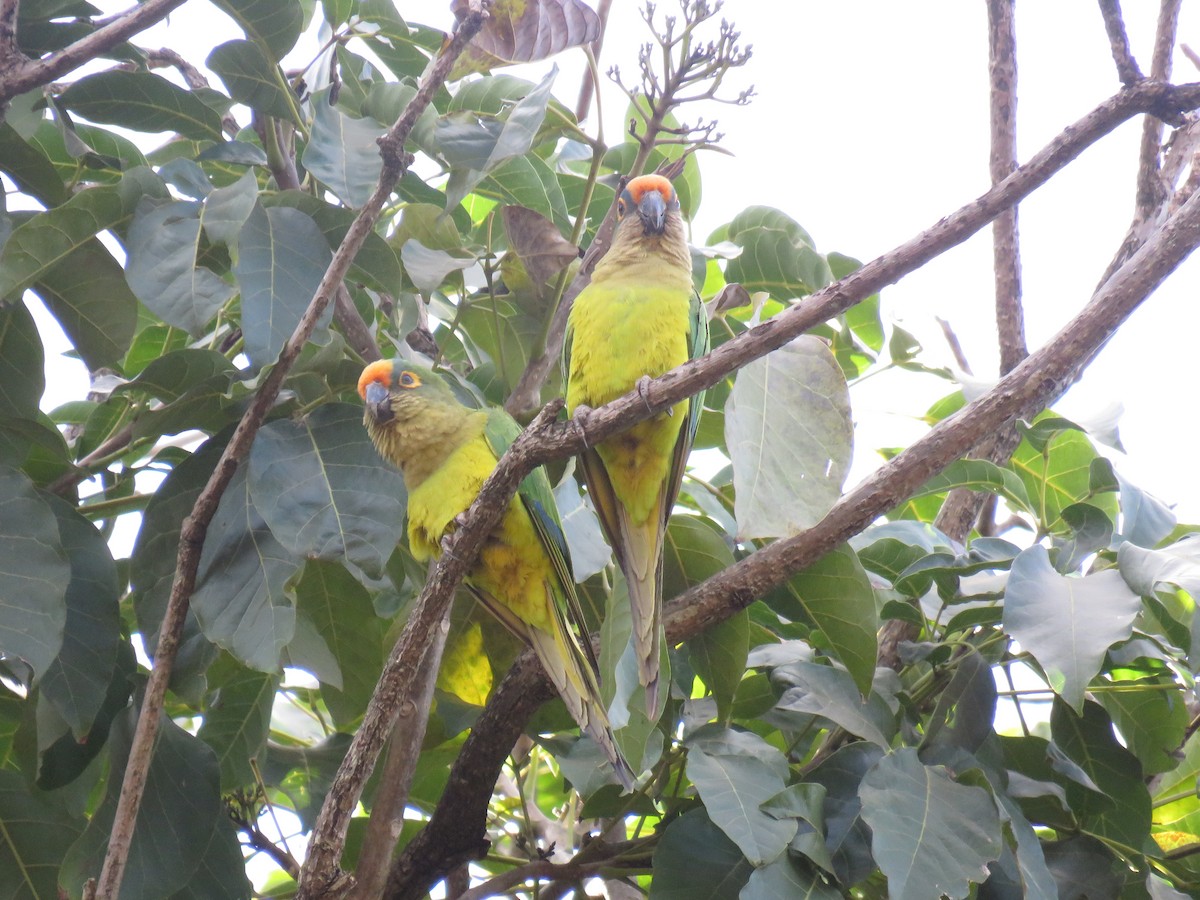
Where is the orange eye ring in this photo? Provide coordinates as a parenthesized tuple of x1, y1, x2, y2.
(398, 371, 421, 389)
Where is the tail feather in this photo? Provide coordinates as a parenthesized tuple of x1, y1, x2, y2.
(528, 625, 636, 790)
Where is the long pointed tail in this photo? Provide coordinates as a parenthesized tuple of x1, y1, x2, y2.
(527, 625, 635, 790)
(619, 508, 665, 721)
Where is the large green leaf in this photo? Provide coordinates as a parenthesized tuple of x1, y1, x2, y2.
(689, 610, 749, 724)
(0, 122, 69, 206)
(774, 545, 878, 695)
(908, 457, 1033, 515)
(650, 806, 753, 900)
(59, 71, 223, 141)
(773, 661, 895, 747)
(302, 89, 385, 209)
(686, 739, 796, 866)
(191, 464, 300, 673)
(0, 302, 45, 420)
(478, 153, 572, 235)
(1151, 729, 1200, 839)
(37, 495, 120, 739)
(725, 336, 851, 539)
(119, 349, 245, 442)
(860, 748, 1003, 900)
(723, 207, 831, 300)
(1010, 426, 1117, 533)
(740, 856, 842, 899)
(31, 237, 140, 370)
(125, 198, 236, 335)
(1096, 675, 1186, 776)
(234, 202, 332, 368)
(806, 743, 883, 887)
(0, 770, 84, 900)
(207, 39, 301, 125)
(292, 560, 388, 726)
(1003, 545, 1140, 712)
(197, 665, 278, 790)
(212, 0, 303, 61)
(247, 403, 407, 579)
(437, 66, 558, 210)
(0, 466, 69, 684)
(1040, 834, 1124, 899)
(1052, 699, 1152, 853)
(60, 710, 225, 900)
(262, 191, 402, 292)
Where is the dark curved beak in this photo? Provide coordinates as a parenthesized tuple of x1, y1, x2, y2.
(364, 382, 394, 424)
(637, 190, 667, 234)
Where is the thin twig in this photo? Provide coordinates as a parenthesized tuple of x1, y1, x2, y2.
(935, 317, 973, 375)
(574, 0, 610, 122)
(382, 80, 1200, 900)
(1097, 0, 1143, 86)
(0, 0, 189, 104)
(88, 8, 491, 899)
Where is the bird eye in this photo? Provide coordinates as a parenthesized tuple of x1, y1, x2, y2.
(616, 199, 626, 218)
(399, 371, 420, 388)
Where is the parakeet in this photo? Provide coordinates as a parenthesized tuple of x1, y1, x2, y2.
(358, 359, 633, 788)
(565, 174, 709, 720)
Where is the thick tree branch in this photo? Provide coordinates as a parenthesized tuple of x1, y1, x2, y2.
(0, 0, 19, 63)
(389, 171, 1200, 900)
(1136, 0, 1182, 213)
(0, 0, 188, 104)
(1098, 0, 1143, 86)
(379, 80, 1200, 900)
(88, 9, 490, 900)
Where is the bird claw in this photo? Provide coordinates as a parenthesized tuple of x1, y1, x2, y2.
(572, 403, 595, 447)
(636, 375, 664, 415)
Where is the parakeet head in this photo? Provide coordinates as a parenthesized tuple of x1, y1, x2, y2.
(616, 174, 680, 236)
(357, 359, 459, 426)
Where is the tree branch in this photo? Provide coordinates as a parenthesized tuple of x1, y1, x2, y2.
(87, 8, 491, 900)
(0, 0, 189, 104)
(1098, 0, 1143, 86)
(379, 79, 1200, 900)
(1136, 0, 1182, 212)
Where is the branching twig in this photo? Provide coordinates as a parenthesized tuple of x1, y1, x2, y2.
(381, 79, 1200, 900)
(87, 8, 492, 900)
(1098, 0, 1143, 86)
(0, 0, 189, 104)
(1136, 0, 1182, 213)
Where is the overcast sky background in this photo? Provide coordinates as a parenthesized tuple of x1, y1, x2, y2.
(39, 0, 1198, 525)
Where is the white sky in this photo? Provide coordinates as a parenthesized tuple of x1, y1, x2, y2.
(38, 0, 1199, 526)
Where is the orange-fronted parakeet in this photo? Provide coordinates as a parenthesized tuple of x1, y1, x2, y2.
(358, 359, 633, 787)
(565, 174, 709, 720)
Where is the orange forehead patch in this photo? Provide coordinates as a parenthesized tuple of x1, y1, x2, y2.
(357, 359, 394, 400)
(625, 174, 675, 204)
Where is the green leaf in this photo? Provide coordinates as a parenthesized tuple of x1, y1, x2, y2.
(198, 168, 258, 246)
(650, 806, 753, 900)
(234, 202, 333, 368)
(248, 403, 407, 579)
(773, 661, 895, 747)
(777, 545, 878, 695)
(212, 0, 303, 61)
(553, 474, 610, 583)
(1096, 675, 1186, 776)
(60, 709, 224, 900)
(686, 742, 796, 865)
(399, 239, 475, 297)
(197, 665, 279, 789)
(1003, 545, 1140, 712)
(1152, 729, 1200, 838)
(302, 89, 385, 208)
(0, 770, 84, 900)
(0, 466, 69, 683)
(478, 154, 572, 234)
(37, 495, 120, 738)
(807, 743, 883, 887)
(31, 237, 140, 369)
(859, 747, 1003, 900)
(740, 855, 842, 900)
(909, 457, 1033, 514)
(0, 122, 69, 206)
(191, 464, 300, 673)
(1051, 699, 1151, 855)
(1117, 473, 1176, 548)
(292, 560, 388, 725)
(125, 198, 236, 335)
(1010, 425, 1117, 533)
(438, 66, 558, 210)
(689, 610, 749, 724)
(0, 302, 45, 420)
(725, 336, 851, 539)
(259, 733, 353, 831)
(59, 71, 223, 141)
(993, 792, 1059, 900)
(1041, 834, 1124, 899)
(1054, 502, 1114, 573)
(723, 207, 831, 300)
(262, 191, 402, 293)
(664, 516, 737, 599)
(208, 39, 301, 124)
(1117, 535, 1200, 600)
